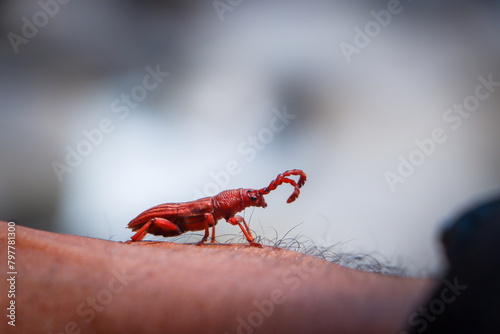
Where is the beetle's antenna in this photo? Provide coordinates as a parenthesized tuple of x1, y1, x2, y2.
(258, 169, 307, 203)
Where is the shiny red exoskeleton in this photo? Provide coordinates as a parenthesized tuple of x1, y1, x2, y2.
(127, 169, 306, 246)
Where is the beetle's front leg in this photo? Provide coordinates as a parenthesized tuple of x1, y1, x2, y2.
(227, 215, 262, 247)
(197, 213, 215, 246)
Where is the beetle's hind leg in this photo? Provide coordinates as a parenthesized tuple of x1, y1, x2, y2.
(131, 221, 152, 241)
(130, 218, 181, 242)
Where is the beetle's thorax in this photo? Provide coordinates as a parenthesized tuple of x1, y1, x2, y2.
(212, 189, 247, 220)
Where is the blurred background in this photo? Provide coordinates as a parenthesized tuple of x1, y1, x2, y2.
(1, 0, 499, 276)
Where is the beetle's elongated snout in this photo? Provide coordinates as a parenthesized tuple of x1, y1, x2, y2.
(259, 197, 268, 208)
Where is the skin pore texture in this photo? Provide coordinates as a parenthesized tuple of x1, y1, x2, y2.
(0, 222, 436, 333)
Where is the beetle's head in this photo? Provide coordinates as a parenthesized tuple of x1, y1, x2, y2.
(242, 189, 267, 208)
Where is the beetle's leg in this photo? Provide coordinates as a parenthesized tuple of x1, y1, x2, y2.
(241, 220, 252, 237)
(131, 220, 153, 241)
(211, 224, 216, 244)
(130, 218, 181, 242)
(228, 215, 262, 247)
(197, 213, 215, 246)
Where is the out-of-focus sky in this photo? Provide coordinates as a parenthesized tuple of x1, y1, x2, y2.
(1, 0, 499, 276)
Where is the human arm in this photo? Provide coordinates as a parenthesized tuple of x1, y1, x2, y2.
(0, 221, 435, 334)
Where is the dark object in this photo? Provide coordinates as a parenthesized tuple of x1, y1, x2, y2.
(127, 169, 306, 246)
(408, 197, 500, 333)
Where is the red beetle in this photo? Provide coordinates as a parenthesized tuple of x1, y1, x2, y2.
(127, 169, 306, 246)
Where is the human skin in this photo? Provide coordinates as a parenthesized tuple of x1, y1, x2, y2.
(0, 221, 436, 334)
